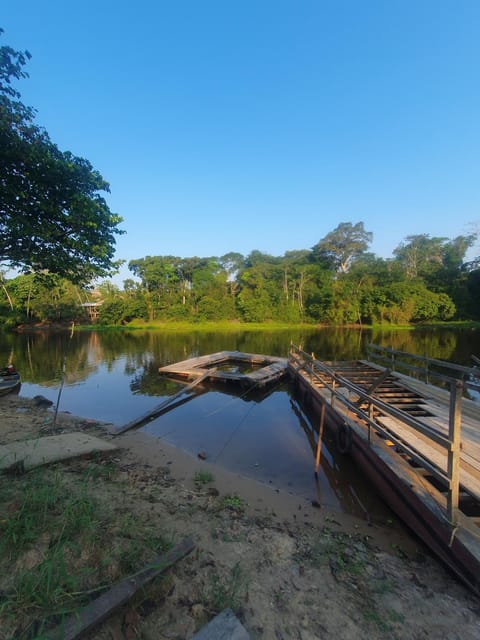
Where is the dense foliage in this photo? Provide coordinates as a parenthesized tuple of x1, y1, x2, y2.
(0, 30, 123, 283)
(0, 32, 478, 328)
(1, 223, 478, 327)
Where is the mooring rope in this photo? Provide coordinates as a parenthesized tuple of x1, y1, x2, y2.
(138, 376, 286, 462)
(213, 378, 286, 463)
(204, 374, 286, 418)
(213, 400, 257, 464)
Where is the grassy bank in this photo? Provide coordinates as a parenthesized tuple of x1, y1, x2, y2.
(73, 319, 480, 332)
(76, 320, 318, 332)
(0, 458, 174, 639)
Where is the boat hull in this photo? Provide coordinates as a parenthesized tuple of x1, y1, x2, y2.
(0, 374, 21, 397)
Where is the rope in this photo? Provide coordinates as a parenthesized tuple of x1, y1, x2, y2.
(203, 375, 281, 417)
(213, 401, 257, 463)
(213, 378, 285, 463)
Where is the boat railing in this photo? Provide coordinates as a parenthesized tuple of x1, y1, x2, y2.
(366, 343, 480, 396)
(289, 344, 463, 527)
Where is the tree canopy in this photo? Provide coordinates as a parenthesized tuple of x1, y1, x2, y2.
(311, 222, 373, 273)
(1, 222, 479, 326)
(0, 30, 123, 283)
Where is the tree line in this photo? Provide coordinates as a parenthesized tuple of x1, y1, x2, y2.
(1, 31, 479, 328)
(2, 222, 479, 327)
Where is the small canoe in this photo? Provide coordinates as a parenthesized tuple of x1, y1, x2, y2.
(0, 366, 21, 396)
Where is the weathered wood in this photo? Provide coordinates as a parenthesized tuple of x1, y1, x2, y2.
(114, 371, 212, 435)
(376, 415, 480, 502)
(159, 351, 288, 388)
(448, 380, 462, 521)
(314, 402, 326, 475)
(47, 538, 195, 640)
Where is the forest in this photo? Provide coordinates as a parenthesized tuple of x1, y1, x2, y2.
(1, 35, 479, 330)
(1, 222, 479, 327)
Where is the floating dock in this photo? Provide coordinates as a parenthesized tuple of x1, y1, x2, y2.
(288, 344, 480, 595)
(159, 350, 288, 388)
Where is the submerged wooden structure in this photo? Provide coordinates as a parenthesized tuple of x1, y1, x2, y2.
(158, 350, 288, 387)
(288, 343, 480, 595)
(114, 352, 288, 436)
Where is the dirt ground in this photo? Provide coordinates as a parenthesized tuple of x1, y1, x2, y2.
(1, 393, 480, 640)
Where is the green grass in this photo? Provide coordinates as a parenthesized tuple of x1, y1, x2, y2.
(307, 529, 369, 577)
(222, 494, 246, 512)
(194, 470, 215, 484)
(203, 562, 248, 615)
(77, 319, 314, 332)
(0, 470, 94, 557)
(0, 464, 173, 640)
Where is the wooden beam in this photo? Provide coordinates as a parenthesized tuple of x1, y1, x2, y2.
(447, 380, 462, 523)
(114, 370, 212, 435)
(47, 538, 195, 640)
(314, 402, 326, 475)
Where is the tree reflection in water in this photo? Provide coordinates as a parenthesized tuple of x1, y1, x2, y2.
(0, 326, 478, 517)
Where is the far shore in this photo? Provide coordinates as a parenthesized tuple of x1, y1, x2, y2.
(11, 319, 480, 333)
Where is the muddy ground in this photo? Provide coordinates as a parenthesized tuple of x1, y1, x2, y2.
(1, 394, 479, 640)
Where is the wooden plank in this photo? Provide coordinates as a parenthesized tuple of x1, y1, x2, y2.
(159, 351, 286, 376)
(447, 382, 462, 518)
(47, 538, 195, 640)
(114, 370, 212, 435)
(377, 415, 480, 502)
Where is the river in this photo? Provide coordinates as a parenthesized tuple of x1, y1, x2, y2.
(1, 325, 478, 520)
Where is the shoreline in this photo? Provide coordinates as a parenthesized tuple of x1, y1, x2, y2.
(1, 393, 480, 639)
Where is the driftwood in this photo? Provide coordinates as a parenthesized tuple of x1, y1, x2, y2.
(47, 537, 195, 640)
(114, 370, 212, 435)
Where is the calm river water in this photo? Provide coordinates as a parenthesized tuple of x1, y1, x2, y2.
(1, 326, 479, 520)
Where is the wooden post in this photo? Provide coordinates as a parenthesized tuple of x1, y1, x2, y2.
(447, 379, 462, 524)
(368, 403, 374, 444)
(314, 403, 326, 476)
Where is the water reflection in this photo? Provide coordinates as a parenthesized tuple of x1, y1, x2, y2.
(1, 326, 479, 517)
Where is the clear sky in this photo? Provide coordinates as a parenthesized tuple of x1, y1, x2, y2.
(3, 1, 480, 283)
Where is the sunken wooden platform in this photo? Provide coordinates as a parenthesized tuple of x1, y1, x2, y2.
(159, 351, 288, 388)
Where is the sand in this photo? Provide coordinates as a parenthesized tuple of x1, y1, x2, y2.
(1, 393, 479, 640)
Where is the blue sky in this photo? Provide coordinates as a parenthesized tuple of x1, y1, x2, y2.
(3, 1, 480, 283)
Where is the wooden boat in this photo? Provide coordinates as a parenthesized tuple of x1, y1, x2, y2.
(0, 365, 21, 396)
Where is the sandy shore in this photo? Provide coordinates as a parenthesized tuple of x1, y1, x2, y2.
(1, 393, 480, 640)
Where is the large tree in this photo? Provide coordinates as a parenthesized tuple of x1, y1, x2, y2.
(311, 222, 373, 273)
(0, 30, 123, 283)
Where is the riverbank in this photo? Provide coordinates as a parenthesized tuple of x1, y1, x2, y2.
(1, 395, 479, 640)
(13, 319, 480, 333)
